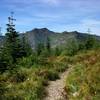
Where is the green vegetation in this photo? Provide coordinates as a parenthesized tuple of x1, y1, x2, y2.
(0, 17, 31, 73)
(0, 14, 100, 100)
(65, 50, 100, 100)
(0, 55, 68, 100)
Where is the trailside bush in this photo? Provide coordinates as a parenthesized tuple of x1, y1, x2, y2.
(9, 71, 27, 83)
(46, 70, 59, 81)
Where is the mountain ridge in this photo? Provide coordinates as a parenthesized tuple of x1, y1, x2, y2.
(0, 28, 100, 49)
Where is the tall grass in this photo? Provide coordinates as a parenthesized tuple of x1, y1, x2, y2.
(65, 49, 100, 100)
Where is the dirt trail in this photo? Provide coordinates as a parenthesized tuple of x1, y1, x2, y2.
(44, 67, 72, 100)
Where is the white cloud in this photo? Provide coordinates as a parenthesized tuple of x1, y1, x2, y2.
(41, 0, 61, 5)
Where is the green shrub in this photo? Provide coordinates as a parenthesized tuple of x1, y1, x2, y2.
(46, 70, 59, 81)
(53, 62, 68, 72)
(9, 71, 27, 83)
(35, 69, 59, 81)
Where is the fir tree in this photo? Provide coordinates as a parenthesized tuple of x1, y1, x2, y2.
(0, 12, 32, 72)
(36, 43, 44, 56)
(0, 12, 19, 72)
(5, 12, 21, 63)
(20, 36, 32, 56)
(46, 37, 51, 53)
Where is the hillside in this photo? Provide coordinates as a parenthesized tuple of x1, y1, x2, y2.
(0, 48, 100, 100)
(0, 26, 100, 100)
(1, 0, 100, 100)
(0, 28, 100, 49)
(24, 28, 100, 49)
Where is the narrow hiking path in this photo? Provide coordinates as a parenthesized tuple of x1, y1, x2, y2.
(44, 67, 72, 100)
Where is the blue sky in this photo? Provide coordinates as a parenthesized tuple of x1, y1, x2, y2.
(0, 0, 100, 35)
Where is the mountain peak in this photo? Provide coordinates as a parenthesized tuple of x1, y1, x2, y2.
(27, 28, 55, 36)
(32, 28, 49, 32)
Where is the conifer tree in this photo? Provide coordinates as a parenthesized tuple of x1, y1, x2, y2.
(85, 36, 96, 50)
(0, 12, 32, 72)
(46, 37, 51, 53)
(55, 47, 61, 56)
(4, 12, 21, 63)
(0, 12, 17, 71)
(36, 43, 44, 56)
(20, 36, 32, 56)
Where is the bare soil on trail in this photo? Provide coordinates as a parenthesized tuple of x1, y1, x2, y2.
(44, 68, 71, 100)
